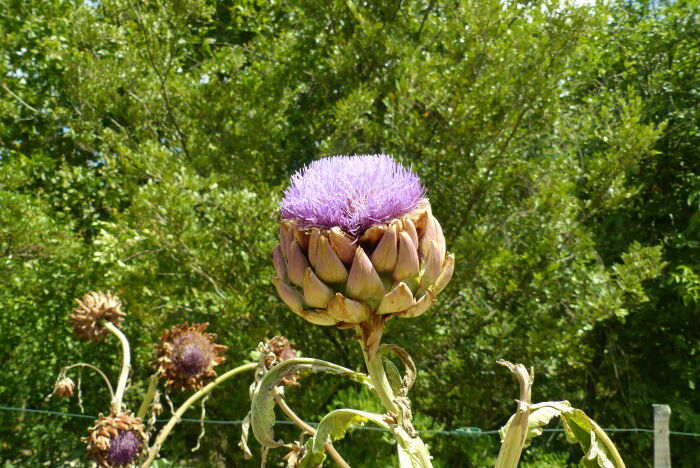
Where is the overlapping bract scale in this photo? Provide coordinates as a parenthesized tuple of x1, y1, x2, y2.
(272, 202, 454, 328)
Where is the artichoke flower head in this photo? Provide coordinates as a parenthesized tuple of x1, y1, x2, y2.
(70, 291, 126, 342)
(151, 322, 227, 392)
(82, 411, 147, 467)
(274, 155, 454, 356)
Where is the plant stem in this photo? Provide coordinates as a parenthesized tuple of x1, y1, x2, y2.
(102, 321, 131, 414)
(274, 393, 350, 468)
(136, 374, 160, 420)
(361, 344, 398, 414)
(494, 361, 533, 468)
(62, 363, 115, 400)
(396, 429, 434, 468)
(140, 362, 257, 468)
(590, 418, 627, 468)
(360, 340, 434, 467)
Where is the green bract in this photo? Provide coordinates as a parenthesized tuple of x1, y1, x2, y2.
(273, 199, 454, 354)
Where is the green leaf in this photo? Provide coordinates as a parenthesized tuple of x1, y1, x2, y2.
(250, 358, 371, 448)
(382, 356, 402, 395)
(561, 409, 618, 468)
(300, 408, 389, 468)
(498, 401, 572, 449)
(498, 402, 623, 467)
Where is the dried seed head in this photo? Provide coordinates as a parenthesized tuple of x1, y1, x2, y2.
(82, 411, 146, 467)
(56, 377, 75, 398)
(152, 322, 227, 392)
(70, 291, 126, 342)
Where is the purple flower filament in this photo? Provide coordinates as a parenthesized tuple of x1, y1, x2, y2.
(108, 431, 141, 465)
(280, 155, 425, 236)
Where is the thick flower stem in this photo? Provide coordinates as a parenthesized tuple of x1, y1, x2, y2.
(102, 321, 131, 414)
(494, 361, 533, 468)
(359, 339, 433, 467)
(364, 351, 399, 414)
(136, 374, 160, 420)
(360, 341, 398, 414)
(140, 362, 257, 468)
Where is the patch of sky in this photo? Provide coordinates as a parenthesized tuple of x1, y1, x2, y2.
(87, 152, 106, 168)
(7, 68, 27, 79)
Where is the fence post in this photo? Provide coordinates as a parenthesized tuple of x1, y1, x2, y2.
(653, 404, 671, 468)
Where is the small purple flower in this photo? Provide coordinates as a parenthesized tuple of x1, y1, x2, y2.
(107, 430, 142, 465)
(280, 154, 425, 236)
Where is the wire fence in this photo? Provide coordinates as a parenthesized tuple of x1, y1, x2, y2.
(2, 404, 699, 438)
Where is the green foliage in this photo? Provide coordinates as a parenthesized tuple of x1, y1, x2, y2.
(1, 0, 698, 466)
(300, 409, 388, 468)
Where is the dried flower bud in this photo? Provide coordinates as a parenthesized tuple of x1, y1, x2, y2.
(82, 411, 146, 467)
(152, 322, 227, 392)
(261, 336, 300, 387)
(70, 291, 126, 342)
(56, 377, 75, 398)
(151, 401, 163, 417)
(282, 440, 306, 467)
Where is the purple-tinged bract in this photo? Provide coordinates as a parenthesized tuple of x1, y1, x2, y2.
(280, 154, 425, 236)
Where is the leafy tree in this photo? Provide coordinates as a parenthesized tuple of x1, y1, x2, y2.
(0, 0, 696, 466)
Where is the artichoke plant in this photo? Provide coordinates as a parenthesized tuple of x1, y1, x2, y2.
(273, 154, 454, 355)
(83, 411, 147, 467)
(152, 322, 228, 392)
(70, 291, 126, 342)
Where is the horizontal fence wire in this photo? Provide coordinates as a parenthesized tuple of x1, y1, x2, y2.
(2, 405, 699, 438)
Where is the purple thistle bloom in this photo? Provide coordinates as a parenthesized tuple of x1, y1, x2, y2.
(280, 154, 426, 236)
(107, 430, 142, 465)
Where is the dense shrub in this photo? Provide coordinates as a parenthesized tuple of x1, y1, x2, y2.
(1, 0, 697, 465)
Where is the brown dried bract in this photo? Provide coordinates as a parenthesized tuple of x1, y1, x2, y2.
(70, 291, 126, 342)
(151, 322, 227, 392)
(82, 411, 146, 467)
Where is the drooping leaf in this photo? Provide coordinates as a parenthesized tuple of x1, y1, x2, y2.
(561, 409, 619, 468)
(299, 408, 389, 468)
(250, 358, 371, 448)
(498, 401, 572, 448)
